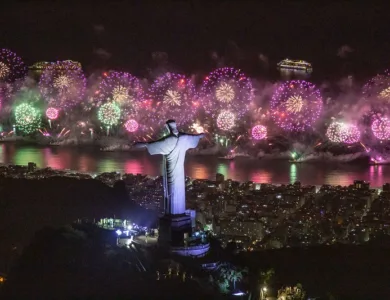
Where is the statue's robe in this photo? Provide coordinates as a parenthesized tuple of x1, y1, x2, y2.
(145, 133, 202, 215)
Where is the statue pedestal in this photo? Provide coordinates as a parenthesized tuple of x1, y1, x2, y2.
(158, 214, 192, 247)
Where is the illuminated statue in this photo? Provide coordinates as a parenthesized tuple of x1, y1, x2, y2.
(135, 120, 204, 215)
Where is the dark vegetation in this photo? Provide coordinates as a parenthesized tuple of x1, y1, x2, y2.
(0, 176, 157, 271)
(1, 225, 221, 299)
(2, 176, 390, 299)
(237, 241, 390, 299)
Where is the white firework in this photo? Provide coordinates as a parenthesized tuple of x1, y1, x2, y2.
(0, 62, 10, 79)
(53, 75, 72, 90)
(191, 122, 204, 133)
(285, 95, 304, 113)
(112, 85, 131, 104)
(217, 110, 236, 131)
(215, 82, 235, 103)
(379, 87, 390, 101)
(163, 89, 181, 106)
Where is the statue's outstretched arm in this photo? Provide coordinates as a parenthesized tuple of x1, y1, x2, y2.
(182, 133, 205, 149)
(134, 136, 173, 155)
(133, 142, 147, 149)
(134, 136, 166, 147)
(182, 133, 205, 138)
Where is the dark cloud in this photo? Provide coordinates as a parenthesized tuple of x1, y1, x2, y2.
(93, 24, 105, 34)
(337, 45, 354, 58)
(93, 48, 111, 60)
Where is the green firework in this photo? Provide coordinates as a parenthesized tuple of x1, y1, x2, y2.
(15, 103, 41, 134)
(98, 102, 121, 127)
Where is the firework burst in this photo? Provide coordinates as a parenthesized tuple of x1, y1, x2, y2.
(46, 107, 59, 120)
(363, 71, 390, 102)
(371, 116, 390, 140)
(201, 67, 253, 117)
(0, 49, 27, 82)
(15, 103, 41, 134)
(215, 82, 235, 103)
(98, 102, 121, 127)
(93, 71, 144, 116)
(252, 125, 267, 140)
(326, 121, 360, 144)
(124, 119, 139, 133)
(271, 80, 323, 131)
(148, 72, 196, 127)
(217, 110, 236, 131)
(326, 122, 344, 143)
(163, 89, 181, 106)
(285, 95, 303, 113)
(53, 75, 73, 90)
(191, 123, 204, 134)
(0, 62, 10, 80)
(379, 87, 390, 100)
(39, 61, 86, 110)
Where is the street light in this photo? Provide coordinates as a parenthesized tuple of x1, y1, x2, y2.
(260, 286, 267, 300)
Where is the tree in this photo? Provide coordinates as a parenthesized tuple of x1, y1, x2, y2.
(260, 268, 275, 285)
(218, 279, 230, 294)
(230, 269, 243, 290)
(216, 265, 247, 292)
(277, 284, 306, 300)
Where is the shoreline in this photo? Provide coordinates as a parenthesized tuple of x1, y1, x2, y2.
(0, 137, 375, 164)
(0, 162, 386, 189)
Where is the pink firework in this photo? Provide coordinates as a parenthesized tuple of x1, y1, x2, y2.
(93, 71, 144, 115)
(362, 70, 390, 101)
(342, 124, 361, 144)
(148, 72, 196, 127)
(271, 80, 323, 131)
(372, 117, 390, 140)
(0, 48, 27, 82)
(39, 61, 86, 109)
(200, 67, 252, 118)
(252, 125, 267, 140)
(46, 107, 59, 120)
(326, 121, 360, 144)
(124, 119, 139, 133)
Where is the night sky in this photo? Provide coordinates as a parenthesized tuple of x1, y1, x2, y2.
(1, 2, 390, 79)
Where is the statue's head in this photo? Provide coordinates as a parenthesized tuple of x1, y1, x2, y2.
(166, 119, 179, 136)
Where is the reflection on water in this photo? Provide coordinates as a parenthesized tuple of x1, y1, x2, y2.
(189, 162, 208, 179)
(290, 164, 297, 184)
(324, 172, 354, 187)
(3, 143, 390, 187)
(125, 160, 143, 175)
(216, 163, 228, 179)
(98, 158, 120, 173)
(79, 155, 95, 173)
(44, 148, 67, 170)
(0, 144, 4, 164)
(250, 170, 271, 183)
(13, 147, 44, 167)
(279, 68, 311, 80)
(369, 165, 383, 184)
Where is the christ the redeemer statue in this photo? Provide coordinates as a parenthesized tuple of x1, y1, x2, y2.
(134, 120, 204, 215)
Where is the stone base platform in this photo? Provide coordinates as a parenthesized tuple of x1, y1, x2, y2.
(158, 214, 192, 247)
